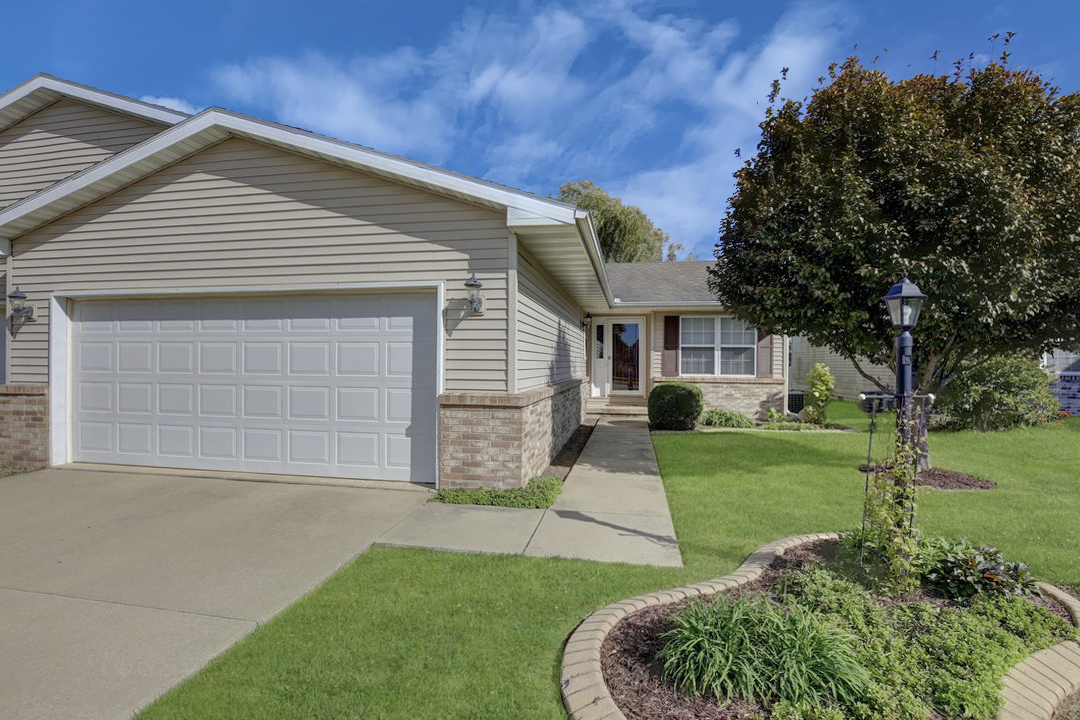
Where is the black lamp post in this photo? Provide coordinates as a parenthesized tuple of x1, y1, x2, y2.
(881, 274, 926, 436)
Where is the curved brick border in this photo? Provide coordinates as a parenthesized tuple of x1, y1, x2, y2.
(560, 532, 840, 720)
(559, 534, 1080, 720)
(997, 584, 1080, 720)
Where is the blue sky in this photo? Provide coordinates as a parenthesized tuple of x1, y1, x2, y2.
(3, 1, 1077, 258)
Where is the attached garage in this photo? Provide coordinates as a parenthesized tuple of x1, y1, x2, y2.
(67, 292, 438, 483)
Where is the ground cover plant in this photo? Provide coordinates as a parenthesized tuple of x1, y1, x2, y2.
(620, 541, 1075, 720)
(137, 403, 1079, 720)
(432, 476, 563, 509)
(702, 409, 755, 428)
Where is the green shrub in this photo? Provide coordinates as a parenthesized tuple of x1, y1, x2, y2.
(702, 409, 755, 428)
(658, 596, 871, 706)
(648, 382, 704, 430)
(924, 543, 1039, 599)
(432, 476, 562, 509)
(777, 563, 1073, 720)
(938, 354, 1061, 431)
(805, 363, 836, 425)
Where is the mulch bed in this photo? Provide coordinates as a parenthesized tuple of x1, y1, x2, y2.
(860, 463, 996, 490)
(545, 422, 596, 481)
(600, 539, 1070, 720)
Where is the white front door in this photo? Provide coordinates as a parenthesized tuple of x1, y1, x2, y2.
(70, 293, 437, 482)
(591, 318, 645, 398)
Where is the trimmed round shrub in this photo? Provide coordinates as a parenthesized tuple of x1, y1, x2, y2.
(648, 382, 703, 430)
(938, 354, 1061, 431)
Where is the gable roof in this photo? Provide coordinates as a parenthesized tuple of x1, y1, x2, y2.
(0, 74, 189, 133)
(605, 261, 719, 305)
(0, 80, 612, 307)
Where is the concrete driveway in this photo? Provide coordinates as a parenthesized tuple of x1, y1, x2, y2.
(0, 467, 428, 720)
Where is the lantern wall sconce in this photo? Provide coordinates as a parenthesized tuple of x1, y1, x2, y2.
(464, 274, 486, 315)
(581, 312, 592, 330)
(7, 286, 36, 323)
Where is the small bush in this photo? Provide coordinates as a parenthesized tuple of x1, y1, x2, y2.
(702, 409, 755, 428)
(924, 542, 1039, 599)
(648, 382, 704, 430)
(938, 354, 1061, 431)
(432, 476, 562, 509)
(804, 363, 836, 425)
(658, 596, 871, 706)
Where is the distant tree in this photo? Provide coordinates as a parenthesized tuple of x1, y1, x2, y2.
(664, 241, 698, 262)
(557, 180, 666, 262)
(710, 50, 1080, 465)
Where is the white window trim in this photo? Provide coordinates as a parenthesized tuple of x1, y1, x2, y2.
(677, 316, 757, 378)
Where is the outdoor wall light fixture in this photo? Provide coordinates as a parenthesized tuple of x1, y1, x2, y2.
(464, 273, 486, 315)
(581, 312, 592, 330)
(7, 286, 35, 323)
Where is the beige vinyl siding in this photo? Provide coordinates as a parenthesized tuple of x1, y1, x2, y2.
(0, 98, 163, 209)
(789, 336, 893, 399)
(9, 137, 510, 392)
(515, 247, 585, 390)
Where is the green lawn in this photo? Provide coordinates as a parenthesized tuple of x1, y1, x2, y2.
(139, 404, 1079, 720)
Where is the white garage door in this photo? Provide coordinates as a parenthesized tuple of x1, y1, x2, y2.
(71, 293, 437, 482)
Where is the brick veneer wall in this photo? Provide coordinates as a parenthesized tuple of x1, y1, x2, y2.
(0, 384, 49, 471)
(439, 378, 586, 489)
(1055, 376, 1080, 414)
(653, 376, 784, 419)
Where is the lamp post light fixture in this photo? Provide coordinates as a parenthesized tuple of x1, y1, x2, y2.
(881, 273, 926, 440)
(464, 273, 486, 315)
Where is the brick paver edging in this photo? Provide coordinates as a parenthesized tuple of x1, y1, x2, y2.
(997, 583, 1080, 720)
(559, 532, 840, 720)
(559, 533, 1080, 720)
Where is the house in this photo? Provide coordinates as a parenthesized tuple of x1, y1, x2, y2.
(790, 338, 1080, 413)
(789, 337, 893, 400)
(0, 74, 786, 488)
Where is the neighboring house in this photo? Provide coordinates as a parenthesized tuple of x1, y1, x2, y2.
(0, 74, 786, 488)
(1045, 349, 1080, 413)
(789, 337, 893, 400)
(791, 337, 1080, 413)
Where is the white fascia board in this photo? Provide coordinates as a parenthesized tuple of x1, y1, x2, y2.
(0, 74, 188, 128)
(575, 212, 616, 307)
(0, 108, 581, 239)
(506, 206, 575, 227)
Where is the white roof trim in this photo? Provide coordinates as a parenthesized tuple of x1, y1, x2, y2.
(0, 107, 585, 239)
(0, 73, 188, 132)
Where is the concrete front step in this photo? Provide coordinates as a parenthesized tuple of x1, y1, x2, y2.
(586, 404, 649, 416)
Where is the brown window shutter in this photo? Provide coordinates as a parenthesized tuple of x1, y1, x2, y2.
(756, 331, 773, 378)
(662, 316, 679, 377)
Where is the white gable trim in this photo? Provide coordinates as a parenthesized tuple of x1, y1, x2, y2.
(0, 108, 584, 240)
(0, 74, 188, 133)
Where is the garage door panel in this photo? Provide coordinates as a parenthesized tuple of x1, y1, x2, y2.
(72, 293, 437, 482)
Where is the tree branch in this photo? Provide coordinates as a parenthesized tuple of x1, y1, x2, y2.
(850, 356, 891, 391)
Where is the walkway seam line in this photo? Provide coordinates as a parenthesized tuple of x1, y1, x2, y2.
(0, 585, 259, 624)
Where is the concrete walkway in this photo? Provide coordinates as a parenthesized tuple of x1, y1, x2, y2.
(377, 418, 682, 567)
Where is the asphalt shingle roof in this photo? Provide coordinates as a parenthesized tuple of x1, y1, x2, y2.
(604, 261, 719, 303)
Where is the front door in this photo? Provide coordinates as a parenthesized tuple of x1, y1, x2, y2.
(591, 318, 644, 398)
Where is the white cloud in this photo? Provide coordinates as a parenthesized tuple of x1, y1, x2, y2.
(139, 95, 199, 114)
(206, 1, 854, 256)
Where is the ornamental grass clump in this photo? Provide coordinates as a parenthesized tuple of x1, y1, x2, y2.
(657, 596, 871, 706)
(702, 409, 756, 428)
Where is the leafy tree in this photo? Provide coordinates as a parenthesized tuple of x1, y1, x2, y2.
(710, 51, 1080, 463)
(557, 180, 667, 262)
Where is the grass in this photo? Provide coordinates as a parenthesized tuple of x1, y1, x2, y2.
(138, 402, 1079, 720)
